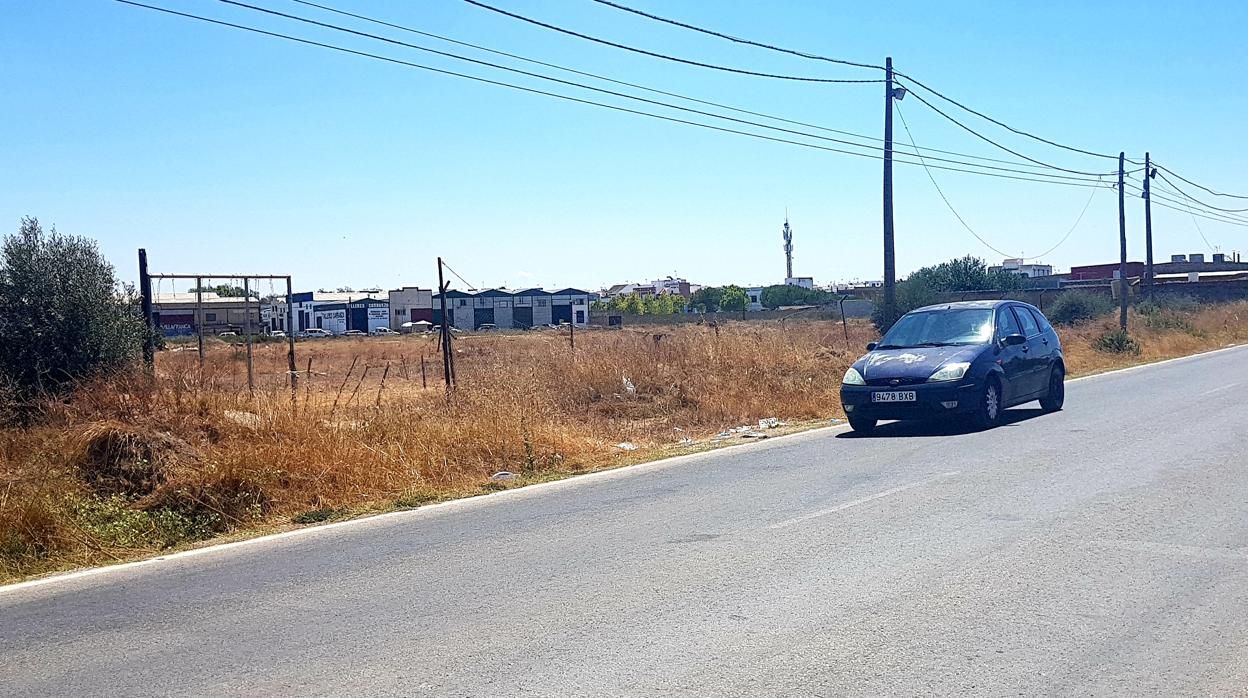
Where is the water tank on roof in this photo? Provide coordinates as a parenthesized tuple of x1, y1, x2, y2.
(1212, 253, 1227, 263)
(1190, 253, 1205, 264)
(1171, 254, 1187, 263)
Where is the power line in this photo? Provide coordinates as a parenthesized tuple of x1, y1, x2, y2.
(586, 0, 882, 70)
(210, 0, 1110, 184)
(458, 0, 884, 84)
(1136, 176, 1248, 225)
(897, 103, 1105, 260)
(1152, 163, 1248, 200)
(110, 1, 1111, 189)
(440, 261, 478, 290)
(289, 0, 1068, 172)
(1123, 181, 1248, 228)
(895, 79, 1120, 177)
(581, 0, 1127, 165)
(1152, 169, 1248, 213)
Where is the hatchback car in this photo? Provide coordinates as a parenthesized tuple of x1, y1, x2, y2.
(343, 329, 366, 337)
(840, 301, 1065, 433)
(299, 328, 333, 338)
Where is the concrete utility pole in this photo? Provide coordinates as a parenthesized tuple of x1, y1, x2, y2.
(1143, 152, 1155, 299)
(1117, 152, 1129, 330)
(782, 216, 794, 280)
(882, 56, 901, 324)
(139, 248, 155, 370)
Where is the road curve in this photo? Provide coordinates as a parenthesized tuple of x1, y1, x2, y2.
(3, 346, 1248, 696)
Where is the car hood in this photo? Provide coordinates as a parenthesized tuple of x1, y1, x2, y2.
(856, 345, 985, 381)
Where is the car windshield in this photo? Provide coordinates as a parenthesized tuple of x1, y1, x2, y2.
(878, 308, 994, 348)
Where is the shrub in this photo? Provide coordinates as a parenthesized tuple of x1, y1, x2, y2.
(1092, 328, 1142, 355)
(0, 218, 145, 401)
(1136, 293, 1200, 316)
(1048, 291, 1115, 326)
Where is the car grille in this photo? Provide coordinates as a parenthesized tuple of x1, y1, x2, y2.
(865, 376, 927, 387)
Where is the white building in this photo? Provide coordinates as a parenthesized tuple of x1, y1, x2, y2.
(990, 258, 1053, 278)
(388, 286, 434, 328)
(784, 276, 815, 289)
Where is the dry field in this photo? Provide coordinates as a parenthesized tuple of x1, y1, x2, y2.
(3, 302, 1246, 581)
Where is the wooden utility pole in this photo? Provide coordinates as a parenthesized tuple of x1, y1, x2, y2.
(243, 276, 254, 396)
(195, 275, 205, 369)
(285, 276, 298, 395)
(1143, 152, 1155, 299)
(882, 56, 897, 324)
(437, 257, 454, 390)
(569, 318, 575, 350)
(139, 248, 155, 369)
(1117, 152, 1129, 330)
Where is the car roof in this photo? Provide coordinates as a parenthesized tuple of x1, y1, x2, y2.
(909, 299, 1028, 313)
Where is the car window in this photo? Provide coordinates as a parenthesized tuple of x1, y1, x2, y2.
(879, 308, 994, 348)
(1027, 307, 1053, 332)
(996, 306, 1022, 339)
(1013, 306, 1040, 337)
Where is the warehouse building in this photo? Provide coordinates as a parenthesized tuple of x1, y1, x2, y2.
(430, 288, 591, 329)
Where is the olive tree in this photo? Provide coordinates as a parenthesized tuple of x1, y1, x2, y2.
(0, 218, 145, 398)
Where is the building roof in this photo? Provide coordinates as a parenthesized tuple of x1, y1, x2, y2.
(474, 288, 514, 298)
(550, 287, 590, 295)
(512, 287, 552, 296)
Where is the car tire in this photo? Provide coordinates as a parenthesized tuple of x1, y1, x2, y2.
(1040, 365, 1065, 412)
(971, 378, 1003, 430)
(848, 415, 877, 434)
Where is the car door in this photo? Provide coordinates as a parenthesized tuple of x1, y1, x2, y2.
(995, 306, 1028, 404)
(1011, 305, 1047, 397)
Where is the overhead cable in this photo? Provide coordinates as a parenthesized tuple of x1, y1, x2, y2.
(458, 0, 884, 84)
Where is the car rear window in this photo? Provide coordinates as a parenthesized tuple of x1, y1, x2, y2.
(1027, 307, 1053, 332)
(1013, 306, 1040, 337)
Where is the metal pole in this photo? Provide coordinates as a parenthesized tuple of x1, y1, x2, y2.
(243, 277, 254, 396)
(286, 276, 298, 396)
(195, 275, 205, 369)
(838, 295, 851, 350)
(1143, 152, 1154, 300)
(882, 56, 897, 326)
(1117, 152, 1129, 330)
(139, 248, 155, 370)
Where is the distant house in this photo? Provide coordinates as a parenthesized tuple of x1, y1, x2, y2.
(388, 286, 433, 328)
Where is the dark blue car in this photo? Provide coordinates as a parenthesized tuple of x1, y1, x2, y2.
(840, 300, 1065, 433)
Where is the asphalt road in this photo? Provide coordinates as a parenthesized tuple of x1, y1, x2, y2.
(4, 346, 1248, 696)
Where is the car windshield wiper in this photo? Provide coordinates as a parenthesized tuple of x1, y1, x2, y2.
(875, 344, 907, 349)
(915, 342, 956, 347)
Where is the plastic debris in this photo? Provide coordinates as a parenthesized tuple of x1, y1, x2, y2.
(616, 442, 639, 451)
(739, 430, 769, 439)
(757, 417, 785, 429)
(490, 471, 518, 481)
(622, 376, 637, 396)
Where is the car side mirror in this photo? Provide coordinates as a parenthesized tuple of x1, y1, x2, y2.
(866, 342, 878, 351)
(1002, 333, 1027, 346)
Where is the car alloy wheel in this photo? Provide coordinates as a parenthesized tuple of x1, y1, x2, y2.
(1041, 366, 1065, 412)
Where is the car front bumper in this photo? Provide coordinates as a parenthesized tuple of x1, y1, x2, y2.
(840, 380, 981, 420)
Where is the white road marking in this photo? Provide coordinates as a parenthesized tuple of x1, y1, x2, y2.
(1200, 384, 1239, 397)
(767, 471, 960, 530)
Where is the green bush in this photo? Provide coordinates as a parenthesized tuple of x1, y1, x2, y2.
(1048, 291, 1115, 326)
(0, 218, 145, 401)
(1136, 293, 1200, 316)
(70, 495, 219, 550)
(1092, 328, 1142, 355)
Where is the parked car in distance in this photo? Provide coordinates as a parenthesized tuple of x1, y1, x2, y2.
(476, 323, 497, 332)
(343, 330, 366, 337)
(269, 330, 287, 338)
(840, 300, 1065, 433)
(299, 328, 333, 338)
(217, 330, 238, 337)
(371, 327, 399, 336)
(430, 325, 463, 334)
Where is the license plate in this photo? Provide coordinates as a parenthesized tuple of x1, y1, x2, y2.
(872, 390, 917, 403)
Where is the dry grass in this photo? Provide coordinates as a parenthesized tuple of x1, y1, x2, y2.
(2, 302, 1246, 582)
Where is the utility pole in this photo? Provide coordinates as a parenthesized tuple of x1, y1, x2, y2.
(195, 275, 205, 369)
(437, 257, 454, 390)
(285, 275, 298, 396)
(882, 56, 899, 324)
(243, 276, 254, 396)
(138, 248, 155, 370)
(1143, 152, 1155, 300)
(1117, 152, 1129, 330)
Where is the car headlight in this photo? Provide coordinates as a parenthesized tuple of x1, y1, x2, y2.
(928, 361, 971, 382)
(842, 367, 866, 385)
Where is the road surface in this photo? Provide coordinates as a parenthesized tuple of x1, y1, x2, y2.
(4, 346, 1248, 696)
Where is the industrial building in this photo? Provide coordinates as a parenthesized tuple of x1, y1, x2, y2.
(150, 292, 265, 336)
(432, 288, 592, 330)
(290, 291, 388, 335)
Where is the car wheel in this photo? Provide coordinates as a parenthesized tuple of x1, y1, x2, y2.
(971, 378, 1002, 430)
(847, 414, 877, 434)
(1040, 365, 1065, 412)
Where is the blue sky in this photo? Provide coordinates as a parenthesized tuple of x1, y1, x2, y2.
(3, 1, 1246, 293)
